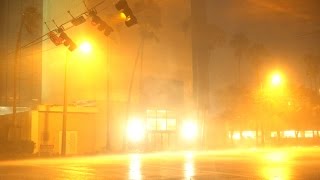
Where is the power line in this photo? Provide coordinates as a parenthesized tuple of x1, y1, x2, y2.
(7, 0, 107, 56)
(8, 0, 139, 56)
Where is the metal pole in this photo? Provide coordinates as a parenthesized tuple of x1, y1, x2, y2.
(123, 39, 144, 151)
(106, 39, 110, 151)
(61, 50, 69, 156)
(13, 14, 25, 140)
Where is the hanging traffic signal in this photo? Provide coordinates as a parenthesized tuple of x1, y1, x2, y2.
(115, 0, 128, 11)
(71, 15, 86, 26)
(48, 31, 63, 46)
(89, 10, 114, 36)
(125, 16, 137, 27)
(115, 0, 138, 27)
(59, 31, 77, 51)
(68, 11, 86, 26)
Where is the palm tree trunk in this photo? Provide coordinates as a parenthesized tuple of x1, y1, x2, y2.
(238, 56, 241, 87)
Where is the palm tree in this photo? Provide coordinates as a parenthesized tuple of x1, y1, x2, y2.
(248, 43, 269, 86)
(207, 24, 226, 108)
(304, 53, 320, 91)
(11, 6, 40, 141)
(123, 0, 162, 150)
(247, 43, 269, 146)
(230, 33, 250, 87)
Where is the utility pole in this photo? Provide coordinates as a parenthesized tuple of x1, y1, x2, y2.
(190, 0, 210, 148)
(106, 39, 110, 151)
(61, 50, 69, 156)
(12, 12, 26, 139)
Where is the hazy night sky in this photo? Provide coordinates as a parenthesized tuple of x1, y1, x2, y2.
(39, 0, 320, 103)
(206, 0, 320, 88)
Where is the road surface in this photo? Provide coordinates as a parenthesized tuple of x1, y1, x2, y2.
(0, 147, 320, 179)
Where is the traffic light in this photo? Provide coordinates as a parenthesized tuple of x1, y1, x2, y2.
(48, 31, 63, 46)
(68, 11, 86, 26)
(71, 15, 86, 26)
(89, 11, 114, 36)
(115, 0, 137, 27)
(59, 31, 77, 51)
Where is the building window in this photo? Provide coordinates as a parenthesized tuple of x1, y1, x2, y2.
(146, 109, 176, 131)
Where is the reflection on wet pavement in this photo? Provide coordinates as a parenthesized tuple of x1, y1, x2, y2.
(184, 152, 195, 179)
(262, 166, 290, 180)
(129, 154, 142, 180)
(0, 147, 320, 179)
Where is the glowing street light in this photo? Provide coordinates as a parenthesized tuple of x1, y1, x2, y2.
(120, 12, 127, 20)
(61, 41, 92, 156)
(127, 117, 145, 143)
(181, 120, 198, 140)
(271, 73, 282, 86)
(79, 41, 92, 54)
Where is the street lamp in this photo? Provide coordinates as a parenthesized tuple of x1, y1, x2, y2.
(271, 72, 282, 87)
(181, 120, 198, 141)
(257, 70, 285, 147)
(79, 41, 92, 54)
(61, 41, 92, 156)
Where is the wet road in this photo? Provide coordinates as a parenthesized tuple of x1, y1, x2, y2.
(0, 147, 320, 179)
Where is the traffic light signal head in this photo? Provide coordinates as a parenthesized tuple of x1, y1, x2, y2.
(59, 31, 77, 51)
(98, 21, 107, 31)
(68, 42, 77, 51)
(71, 15, 86, 26)
(125, 15, 137, 27)
(89, 12, 114, 36)
(115, 0, 128, 11)
(48, 31, 63, 46)
(115, 0, 138, 27)
(104, 25, 114, 36)
(91, 15, 101, 26)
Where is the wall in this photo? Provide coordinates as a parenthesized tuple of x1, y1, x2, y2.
(34, 105, 103, 155)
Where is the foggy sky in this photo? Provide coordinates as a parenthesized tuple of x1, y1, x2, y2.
(206, 0, 320, 88)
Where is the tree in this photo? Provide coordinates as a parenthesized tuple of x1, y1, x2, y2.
(230, 33, 250, 86)
(304, 53, 320, 91)
(247, 43, 269, 145)
(11, 6, 40, 141)
(214, 84, 255, 145)
(123, 0, 162, 150)
(248, 43, 268, 79)
(207, 24, 226, 107)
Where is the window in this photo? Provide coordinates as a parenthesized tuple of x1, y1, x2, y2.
(146, 109, 177, 131)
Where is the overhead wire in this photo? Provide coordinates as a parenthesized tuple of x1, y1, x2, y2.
(6, 0, 107, 56)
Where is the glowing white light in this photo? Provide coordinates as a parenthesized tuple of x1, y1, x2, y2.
(181, 121, 198, 140)
(79, 42, 92, 54)
(127, 118, 145, 142)
(129, 154, 141, 180)
(184, 153, 195, 179)
(271, 73, 282, 86)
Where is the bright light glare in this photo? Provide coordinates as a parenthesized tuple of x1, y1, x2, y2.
(271, 73, 282, 86)
(120, 12, 127, 20)
(129, 154, 141, 180)
(127, 118, 145, 142)
(262, 166, 290, 180)
(79, 42, 92, 54)
(184, 161, 195, 179)
(181, 121, 198, 140)
(266, 152, 288, 163)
